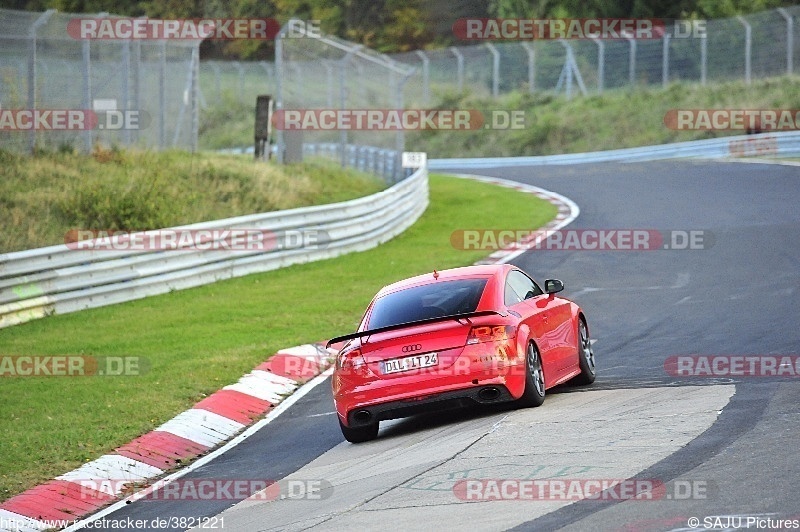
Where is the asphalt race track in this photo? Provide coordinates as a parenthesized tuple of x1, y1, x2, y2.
(83, 160, 800, 531)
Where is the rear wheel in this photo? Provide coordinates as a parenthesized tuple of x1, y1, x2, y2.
(339, 417, 379, 443)
(517, 342, 546, 407)
(573, 319, 596, 385)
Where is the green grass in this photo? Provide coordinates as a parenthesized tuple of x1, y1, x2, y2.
(0, 173, 556, 501)
(0, 149, 384, 253)
(407, 77, 800, 158)
(200, 76, 800, 157)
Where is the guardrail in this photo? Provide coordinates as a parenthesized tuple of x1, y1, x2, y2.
(0, 166, 428, 329)
(428, 131, 800, 169)
(303, 143, 406, 183)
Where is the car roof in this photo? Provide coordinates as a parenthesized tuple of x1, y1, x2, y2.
(374, 264, 514, 298)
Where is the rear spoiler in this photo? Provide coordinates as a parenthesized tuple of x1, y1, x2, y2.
(325, 309, 507, 348)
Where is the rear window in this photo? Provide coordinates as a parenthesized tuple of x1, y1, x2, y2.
(367, 278, 488, 329)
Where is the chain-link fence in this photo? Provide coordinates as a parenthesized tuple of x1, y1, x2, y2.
(271, 6, 800, 114)
(0, 8, 201, 153)
(274, 21, 416, 181)
(199, 60, 275, 107)
(397, 8, 800, 103)
(5, 6, 799, 156)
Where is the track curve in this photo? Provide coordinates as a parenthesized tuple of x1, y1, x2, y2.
(80, 160, 800, 532)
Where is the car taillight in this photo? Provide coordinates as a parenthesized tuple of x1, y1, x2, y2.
(335, 348, 368, 376)
(467, 325, 516, 345)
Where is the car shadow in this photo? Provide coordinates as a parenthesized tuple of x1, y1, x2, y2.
(371, 375, 735, 440)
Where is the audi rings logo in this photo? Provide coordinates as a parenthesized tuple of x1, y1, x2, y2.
(402, 344, 422, 353)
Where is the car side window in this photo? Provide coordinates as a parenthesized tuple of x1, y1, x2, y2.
(504, 270, 543, 307)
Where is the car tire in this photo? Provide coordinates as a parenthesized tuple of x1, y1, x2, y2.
(573, 319, 596, 385)
(517, 341, 546, 407)
(339, 417, 379, 443)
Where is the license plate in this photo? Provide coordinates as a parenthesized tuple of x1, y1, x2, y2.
(381, 352, 438, 375)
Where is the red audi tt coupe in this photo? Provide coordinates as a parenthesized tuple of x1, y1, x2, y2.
(327, 264, 595, 443)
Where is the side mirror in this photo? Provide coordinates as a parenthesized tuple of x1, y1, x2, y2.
(544, 279, 564, 294)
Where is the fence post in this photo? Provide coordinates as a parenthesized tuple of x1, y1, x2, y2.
(159, 40, 166, 149)
(212, 63, 221, 99)
(591, 37, 604, 93)
(561, 41, 573, 98)
(132, 40, 141, 144)
(485, 43, 500, 97)
(662, 33, 670, 88)
(356, 61, 367, 102)
(338, 46, 361, 168)
(700, 31, 707, 85)
(235, 61, 245, 102)
(777, 8, 794, 76)
(627, 34, 637, 86)
(275, 28, 284, 163)
(521, 42, 535, 93)
(27, 9, 55, 154)
(394, 61, 416, 181)
(555, 41, 586, 99)
(450, 47, 464, 92)
(414, 50, 429, 104)
(191, 44, 199, 152)
(323, 60, 334, 107)
(81, 38, 93, 152)
(737, 16, 752, 85)
(121, 40, 131, 145)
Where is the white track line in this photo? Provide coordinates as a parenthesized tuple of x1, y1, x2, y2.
(62, 175, 580, 531)
(62, 368, 334, 532)
(448, 173, 581, 264)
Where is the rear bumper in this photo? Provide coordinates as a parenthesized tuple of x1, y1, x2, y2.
(343, 382, 515, 428)
(333, 338, 528, 427)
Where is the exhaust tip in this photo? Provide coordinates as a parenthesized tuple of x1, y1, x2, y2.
(353, 410, 372, 424)
(478, 387, 501, 401)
